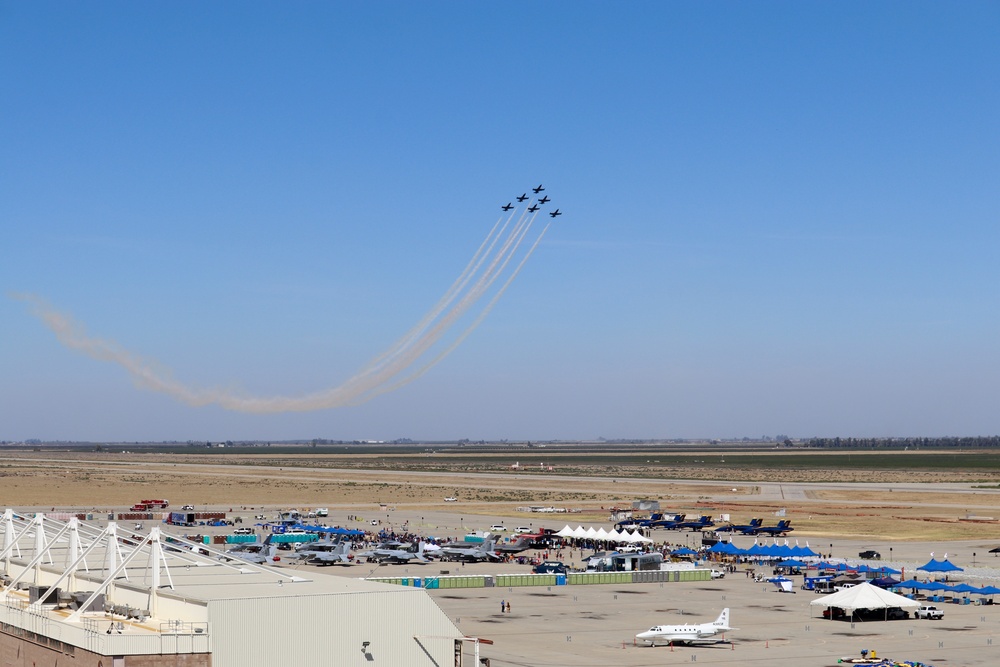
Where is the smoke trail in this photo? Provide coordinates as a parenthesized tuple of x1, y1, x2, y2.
(14, 195, 557, 413)
(358, 223, 552, 401)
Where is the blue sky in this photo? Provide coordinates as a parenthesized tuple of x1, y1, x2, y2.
(2, 2, 999, 442)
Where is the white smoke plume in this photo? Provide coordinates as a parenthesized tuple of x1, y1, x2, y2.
(14, 196, 556, 413)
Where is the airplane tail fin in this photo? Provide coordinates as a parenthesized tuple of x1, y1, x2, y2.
(714, 608, 730, 628)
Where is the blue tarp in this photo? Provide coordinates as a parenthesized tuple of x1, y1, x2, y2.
(291, 523, 365, 536)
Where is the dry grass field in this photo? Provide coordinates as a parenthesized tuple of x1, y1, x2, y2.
(3, 448, 1000, 542)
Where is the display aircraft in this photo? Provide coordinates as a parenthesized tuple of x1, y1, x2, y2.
(527, 205, 539, 213)
(222, 540, 278, 565)
(516, 193, 529, 202)
(501, 203, 513, 211)
(533, 184, 545, 193)
(291, 541, 353, 566)
(439, 539, 501, 562)
(635, 608, 735, 646)
(676, 515, 714, 531)
(537, 195, 550, 204)
(494, 536, 534, 554)
(357, 541, 430, 564)
(715, 518, 763, 534)
(549, 209, 562, 218)
(755, 520, 793, 536)
(649, 514, 686, 529)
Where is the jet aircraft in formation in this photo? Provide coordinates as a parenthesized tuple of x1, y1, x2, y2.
(498, 184, 564, 218)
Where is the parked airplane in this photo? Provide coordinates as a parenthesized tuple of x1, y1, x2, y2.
(494, 536, 534, 554)
(516, 193, 529, 202)
(291, 540, 353, 566)
(222, 540, 278, 565)
(715, 518, 763, 534)
(755, 520, 793, 536)
(501, 203, 514, 211)
(439, 539, 501, 562)
(649, 514, 686, 529)
(533, 184, 545, 193)
(357, 541, 430, 564)
(635, 608, 735, 646)
(548, 209, 562, 218)
(527, 205, 539, 213)
(537, 195, 550, 204)
(676, 515, 715, 531)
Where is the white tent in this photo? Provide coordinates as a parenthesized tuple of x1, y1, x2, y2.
(594, 527, 609, 540)
(555, 525, 575, 538)
(607, 529, 625, 542)
(810, 582, 919, 616)
(585, 527, 598, 539)
(629, 530, 653, 543)
(572, 525, 588, 539)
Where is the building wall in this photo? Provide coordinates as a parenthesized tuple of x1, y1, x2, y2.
(0, 628, 211, 667)
(208, 588, 461, 667)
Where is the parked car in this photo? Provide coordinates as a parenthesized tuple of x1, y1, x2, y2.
(181, 504, 195, 510)
(515, 526, 533, 533)
(710, 569, 726, 579)
(885, 607, 909, 620)
(858, 550, 881, 559)
(233, 527, 254, 535)
(915, 605, 944, 620)
(489, 524, 507, 532)
(532, 561, 568, 574)
(822, 607, 846, 619)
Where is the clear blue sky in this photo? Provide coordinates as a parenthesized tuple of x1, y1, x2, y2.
(3, 2, 999, 442)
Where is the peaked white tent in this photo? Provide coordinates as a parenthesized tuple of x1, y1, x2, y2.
(555, 525, 575, 538)
(810, 582, 919, 616)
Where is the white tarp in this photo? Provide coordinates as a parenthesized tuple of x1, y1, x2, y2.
(555, 525, 575, 537)
(810, 582, 919, 612)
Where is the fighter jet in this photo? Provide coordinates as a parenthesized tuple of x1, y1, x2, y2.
(533, 184, 545, 193)
(221, 539, 278, 565)
(356, 541, 430, 564)
(537, 195, 550, 204)
(516, 193, 529, 202)
(549, 209, 562, 218)
(289, 539, 354, 566)
(502, 203, 514, 211)
(439, 538, 501, 563)
(527, 205, 540, 213)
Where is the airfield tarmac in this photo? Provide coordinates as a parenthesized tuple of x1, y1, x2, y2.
(5, 452, 1000, 666)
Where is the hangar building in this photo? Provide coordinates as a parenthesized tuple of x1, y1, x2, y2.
(0, 511, 464, 666)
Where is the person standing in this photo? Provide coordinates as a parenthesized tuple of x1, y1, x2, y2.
(500, 599, 505, 614)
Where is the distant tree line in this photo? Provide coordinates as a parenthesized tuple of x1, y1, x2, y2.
(807, 436, 1000, 449)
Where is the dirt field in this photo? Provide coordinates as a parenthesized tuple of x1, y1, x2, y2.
(4, 450, 1000, 542)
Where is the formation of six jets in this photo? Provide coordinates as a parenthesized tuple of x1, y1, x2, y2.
(504, 184, 562, 218)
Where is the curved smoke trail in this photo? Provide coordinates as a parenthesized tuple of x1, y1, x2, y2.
(15, 193, 558, 413)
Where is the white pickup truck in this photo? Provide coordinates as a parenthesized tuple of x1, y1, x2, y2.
(915, 605, 944, 620)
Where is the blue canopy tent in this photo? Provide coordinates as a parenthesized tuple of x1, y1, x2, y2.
(708, 541, 741, 555)
(791, 544, 818, 557)
(776, 558, 808, 568)
(671, 547, 698, 556)
(917, 558, 964, 573)
(870, 577, 901, 589)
